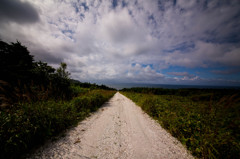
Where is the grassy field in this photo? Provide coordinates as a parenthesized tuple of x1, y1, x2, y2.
(121, 88, 240, 159)
(0, 88, 116, 159)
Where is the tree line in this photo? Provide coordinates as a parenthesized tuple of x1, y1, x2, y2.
(0, 40, 114, 108)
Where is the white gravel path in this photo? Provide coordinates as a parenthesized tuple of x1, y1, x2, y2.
(27, 92, 194, 159)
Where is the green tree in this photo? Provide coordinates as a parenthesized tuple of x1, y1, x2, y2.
(0, 40, 73, 104)
(57, 62, 70, 79)
(0, 40, 34, 84)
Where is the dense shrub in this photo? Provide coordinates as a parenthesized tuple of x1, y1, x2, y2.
(0, 101, 77, 158)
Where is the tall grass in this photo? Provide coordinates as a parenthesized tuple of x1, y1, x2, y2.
(0, 89, 115, 159)
(122, 91, 240, 159)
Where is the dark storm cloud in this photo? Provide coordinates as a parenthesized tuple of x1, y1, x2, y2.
(0, 0, 39, 24)
(33, 48, 63, 64)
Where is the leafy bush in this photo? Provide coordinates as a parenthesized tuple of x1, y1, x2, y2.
(0, 101, 77, 158)
(70, 85, 90, 96)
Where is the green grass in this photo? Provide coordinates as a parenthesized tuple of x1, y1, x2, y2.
(0, 89, 116, 159)
(121, 91, 240, 159)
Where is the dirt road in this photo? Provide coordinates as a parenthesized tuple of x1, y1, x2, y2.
(28, 92, 193, 159)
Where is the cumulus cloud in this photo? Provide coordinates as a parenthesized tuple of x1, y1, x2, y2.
(167, 72, 199, 81)
(0, 0, 239, 85)
(126, 64, 165, 82)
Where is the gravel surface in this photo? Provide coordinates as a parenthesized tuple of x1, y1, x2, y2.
(27, 92, 194, 159)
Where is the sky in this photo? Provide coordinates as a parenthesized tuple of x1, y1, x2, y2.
(0, 0, 240, 86)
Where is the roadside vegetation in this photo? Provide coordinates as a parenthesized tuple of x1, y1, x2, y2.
(121, 87, 240, 159)
(0, 40, 116, 158)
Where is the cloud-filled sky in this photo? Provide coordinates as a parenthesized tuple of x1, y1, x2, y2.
(1, 0, 240, 86)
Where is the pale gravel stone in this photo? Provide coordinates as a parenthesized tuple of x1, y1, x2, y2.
(27, 92, 194, 159)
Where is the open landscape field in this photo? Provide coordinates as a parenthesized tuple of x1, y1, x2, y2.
(121, 88, 240, 158)
(1, 1, 240, 158)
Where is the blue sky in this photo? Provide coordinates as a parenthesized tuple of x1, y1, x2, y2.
(0, 0, 240, 86)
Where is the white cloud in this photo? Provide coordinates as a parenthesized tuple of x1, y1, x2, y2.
(125, 64, 165, 83)
(167, 72, 199, 81)
(0, 0, 240, 85)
